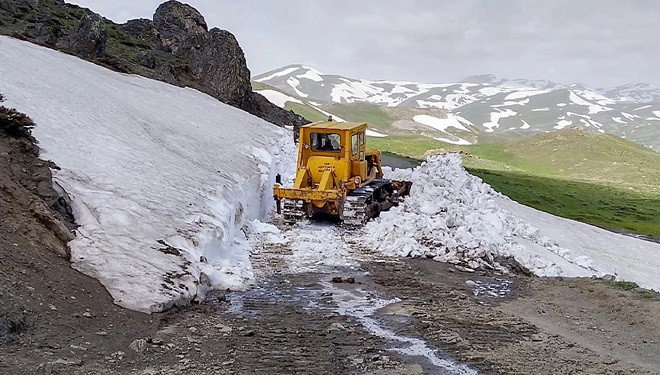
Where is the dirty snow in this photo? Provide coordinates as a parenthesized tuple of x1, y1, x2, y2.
(362, 154, 660, 291)
(256, 89, 302, 108)
(0, 36, 297, 313)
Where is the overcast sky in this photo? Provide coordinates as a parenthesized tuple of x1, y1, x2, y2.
(68, 0, 660, 88)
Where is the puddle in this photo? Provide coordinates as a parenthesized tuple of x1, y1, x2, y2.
(328, 284, 477, 375)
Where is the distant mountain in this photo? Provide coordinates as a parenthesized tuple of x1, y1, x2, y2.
(253, 65, 660, 150)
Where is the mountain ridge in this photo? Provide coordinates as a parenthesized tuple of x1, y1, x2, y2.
(253, 64, 660, 150)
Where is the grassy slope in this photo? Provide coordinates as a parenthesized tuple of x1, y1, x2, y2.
(373, 129, 660, 239)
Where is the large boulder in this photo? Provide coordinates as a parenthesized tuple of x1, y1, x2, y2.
(153, 0, 207, 53)
(65, 13, 106, 58)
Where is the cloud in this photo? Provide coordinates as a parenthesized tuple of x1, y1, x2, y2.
(67, 0, 660, 88)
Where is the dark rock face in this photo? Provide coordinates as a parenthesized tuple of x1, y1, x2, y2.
(0, 0, 307, 129)
(64, 13, 106, 58)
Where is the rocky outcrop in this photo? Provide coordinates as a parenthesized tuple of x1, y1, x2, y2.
(0, 0, 307, 129)
(64, 13, 106, 58)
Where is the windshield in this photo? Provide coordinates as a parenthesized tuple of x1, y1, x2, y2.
(311, 132, 341, 152)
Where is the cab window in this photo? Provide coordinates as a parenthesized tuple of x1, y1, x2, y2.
(311, 132, 341, 152)
(359, 132, 365, 145)
(351, 134, 359, 155)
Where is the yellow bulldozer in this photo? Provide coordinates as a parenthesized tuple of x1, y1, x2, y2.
(273, 120, 412, 225)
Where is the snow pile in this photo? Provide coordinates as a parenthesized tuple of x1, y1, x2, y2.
(364, 154, 660, 291)
(0, 36, 297, 312)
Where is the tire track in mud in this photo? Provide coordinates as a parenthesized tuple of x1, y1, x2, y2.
(222, 220, 480, 374)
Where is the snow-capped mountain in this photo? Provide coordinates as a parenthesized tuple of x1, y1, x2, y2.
(254, 65, 660, 150)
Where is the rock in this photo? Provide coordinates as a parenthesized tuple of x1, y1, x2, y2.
(214, 323, 232, 334)
(82, 311, 92, 318)
(48, 304, 57, 311)
(153, 0, 208, 53)
(129, 338, 147, 353)
(54, 357, 83, 366)
(465, 280, 476, 287)
(148, 337, 164, 345)
(601, 274, 616, 282)
(65, 13, 107, 58)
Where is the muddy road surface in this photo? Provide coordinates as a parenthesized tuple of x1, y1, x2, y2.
(1, 221, 658, 374)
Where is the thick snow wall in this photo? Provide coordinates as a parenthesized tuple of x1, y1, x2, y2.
(0, 36, 296, 313)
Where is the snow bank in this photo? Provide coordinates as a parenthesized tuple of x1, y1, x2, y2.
(364, 154, 660, 291)
(0, 36, 297, 312)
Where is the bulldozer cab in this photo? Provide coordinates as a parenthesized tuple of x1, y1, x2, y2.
(297, 121, 372, 190)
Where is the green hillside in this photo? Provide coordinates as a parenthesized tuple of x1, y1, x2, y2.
(373, 129, 660, 239)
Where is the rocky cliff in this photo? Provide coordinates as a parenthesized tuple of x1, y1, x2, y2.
(0, 0, 306, 128)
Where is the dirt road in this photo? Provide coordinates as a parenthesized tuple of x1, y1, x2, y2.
(3, 217, 658, 375)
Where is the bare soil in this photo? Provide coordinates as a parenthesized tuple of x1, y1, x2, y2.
(1, 131, 658, 374)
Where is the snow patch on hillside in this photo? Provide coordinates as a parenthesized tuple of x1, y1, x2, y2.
(504, 90, 550, 100)
(366, 129, 388, 138)
(0, 36, 297, 313)
(257, 89, 302, 108)
(413, 114, 472, 133)
(255, 66, 299, 82)
(483, 109, 517, 132)
(569, 91, 611, 114)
